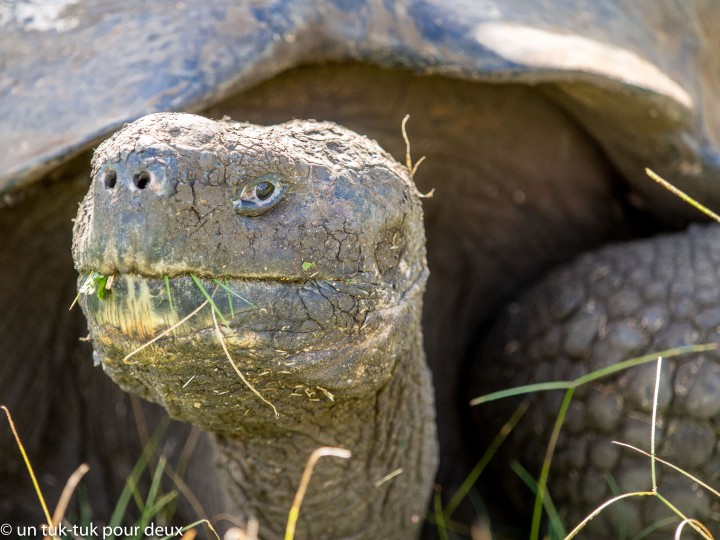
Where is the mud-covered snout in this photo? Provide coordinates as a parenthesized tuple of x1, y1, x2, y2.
(98, 146, 182, 199)
(74, 134, 238, 277)
(75, 147, 195, 275)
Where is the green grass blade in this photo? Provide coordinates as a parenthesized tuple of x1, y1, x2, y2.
(434, 488, 450, 540)
(164, 275, 175, 313)
(444, 401, 528, 518)
(108, 420, 169, 534)
(471, 344, 717, 406)
(530, 387, 574, 540)
(227, 287, 234, 318)
(190, 274, 228, 325)
(511, 462, 565, 539)
(142, 491, 177, 526)
(135, 456, 167, 535)
(604, 473, 627, 540)
(653, 492, 712, 540)
(213, 278, 257, 308)
(146, 456, 166, 510)
(127, 476, 146, 518)
(470, 382, 572, 405)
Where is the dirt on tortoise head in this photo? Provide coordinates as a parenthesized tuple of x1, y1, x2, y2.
(72, 112, 439, 539)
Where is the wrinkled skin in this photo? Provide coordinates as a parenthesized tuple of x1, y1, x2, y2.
(2, 61, 718, 539)
(73, 113, 437, 539)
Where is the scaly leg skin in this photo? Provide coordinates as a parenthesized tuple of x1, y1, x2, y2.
(475, 223, 720, 537)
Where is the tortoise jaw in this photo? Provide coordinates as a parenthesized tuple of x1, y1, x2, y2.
(78, 269, 381, 365)
(78, 272, 257, 343)
(79, 268, 410, 419)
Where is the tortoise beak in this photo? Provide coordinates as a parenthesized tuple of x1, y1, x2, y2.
(78, 273, 255, 342)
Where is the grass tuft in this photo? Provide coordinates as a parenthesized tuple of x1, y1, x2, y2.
(6, 402, 222, 540)
(108, 420, 169, 533)
(530, 387, 574, 540)
(434, 487, 450, 540)
(471, 344, 720, 539)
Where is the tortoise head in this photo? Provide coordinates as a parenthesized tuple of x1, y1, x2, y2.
(72, 112, 428, 433)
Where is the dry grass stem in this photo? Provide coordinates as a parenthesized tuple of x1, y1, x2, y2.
(674, 519, 714, 540)
(285, 447, 352, 540)
(374, 468, 404, 487)
(612, 442, 720, 499)
(645, 168, 720, 222)
(210, 307, 278, 418)
(401, 114, 433, 197)
(471, 520, 493, 540)
(564, 491, 655, 540)
(2, 405, 55, 535)
(651, 356, 662, 491)
(47, 463, 90, 539)
(223, 518, 259, 540)
(169, 519, 221, 540)
(123, 300, 209, 364)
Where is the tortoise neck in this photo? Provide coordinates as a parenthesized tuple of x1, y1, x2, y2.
(214, 333, 438, 539)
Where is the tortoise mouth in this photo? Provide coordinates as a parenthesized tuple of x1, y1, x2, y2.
(77, 267, 421, 418)
(78, 272, 260, 343)
(78, 270, 377, 361)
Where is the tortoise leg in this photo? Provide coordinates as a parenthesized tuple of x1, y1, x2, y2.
(475, 224, 720, 536)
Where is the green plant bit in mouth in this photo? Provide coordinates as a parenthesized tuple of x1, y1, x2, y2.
(70, 271, 113, 309)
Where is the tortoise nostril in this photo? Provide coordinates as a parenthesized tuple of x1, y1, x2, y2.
(104, 171, 117, 189)
(133, 171, 151, 190)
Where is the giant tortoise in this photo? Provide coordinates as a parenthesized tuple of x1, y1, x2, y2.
(3, 1, 720, 538)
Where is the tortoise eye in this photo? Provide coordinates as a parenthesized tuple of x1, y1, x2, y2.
(255, 181, 274, 200)
(233, 174, 286, 217)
